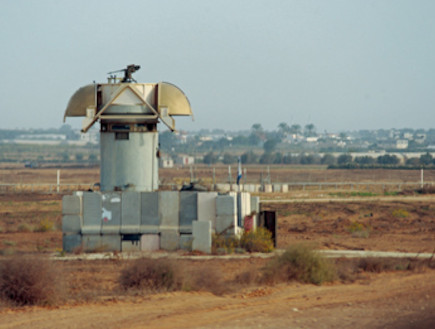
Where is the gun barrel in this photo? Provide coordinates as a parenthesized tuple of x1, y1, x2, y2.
(107, 69, 126, 74)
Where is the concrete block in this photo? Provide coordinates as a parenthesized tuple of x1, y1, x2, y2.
(179, 234, 193, 250)
(101, 235, 121, 252)
(62, 234, 82, 253)
(81, 234, 121, 252)
(179, 192, 197, 233)
(140, 192, 159, 233)
(62, 195, 82, 215)
(82, 192, 102, 234)
(216, 215, 237, 235)
(122, 240, 141, 252)
(121, 191, 141, 234)
(216, 183, 230, 192)
(239, 192, 251, 217)
(81, 234, 101, 251)
(160, 229, 179, 251)
(231, 184, 239, 191)
(216, 194, 237, 216)
(192, 221, 212, 254)
(263, 184, 272, 193)
(159, 191, 179, 230)
(250, 196, 260, 214)
(101, 192, 121, 234)
(281, 184, 288, 193)
(140, 234, 160, 251)
(216, 194, 238, 234)
(237, 192, 251, 227)
(273, 184, 281, 192)
(62, 215, 82, 234)
(244, 184, 254, 193)
(197, 192, 218, 230)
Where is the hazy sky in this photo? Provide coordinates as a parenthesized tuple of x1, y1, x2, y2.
(1, 0, 434, 132)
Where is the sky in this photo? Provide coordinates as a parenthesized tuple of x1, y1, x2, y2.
(0, 0, 434, 133)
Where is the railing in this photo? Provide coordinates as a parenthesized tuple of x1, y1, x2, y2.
(0, 183, 96, 193)
(0, 181, 433, 194)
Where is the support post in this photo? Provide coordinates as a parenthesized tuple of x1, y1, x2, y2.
(57, 170, 60, 193)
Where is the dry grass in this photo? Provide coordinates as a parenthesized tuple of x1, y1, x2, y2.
(0, 255, 64, 306)
(239, 228, 274, 253)
(261, 244, 336, 285)
(119, 258, 182, 293)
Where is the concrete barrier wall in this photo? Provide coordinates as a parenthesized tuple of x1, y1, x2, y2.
(62, 190, 252, 252)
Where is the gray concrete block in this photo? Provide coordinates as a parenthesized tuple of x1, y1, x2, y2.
(216, 194, 237, 216)
(250, 196, 260, 214)
(281, 184, 288, 193)
(160, 229, 179, 251)
(121, 191, 141, 234)
(159, 191, 179, 229)
(62, 195, 82, 215)
(101, 235, 121, 252)
(197, 192, 218, 230)
(141, 234, 160, 251)
(62, 234, 82, 253)
(179, 234, 193, 250)
(81, 234, 121, 252)
(216, 214, 237, 235)
(81, 234, 101, 251)
(122, 240, 141, 252)
(140, 192, 159, 233)
(179, 192, 197, 233)
(192, 221, 211, 254)
(82, 192, 102, 234)
(62, 215, 82, 234)
(101, 192, 121, 234)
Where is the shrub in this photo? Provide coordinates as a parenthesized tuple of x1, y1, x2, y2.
(17, 224, 32, 232)
(347, 221, 370, 238)
(0, 255, 63, 306)
(119, 258, 181, 292)
(35, 219, 54, 232)
(262, 244, 335, 285)
(212, 234, 240, 254)
(392, 209, 409, 218)
(239, 228, 274, 253)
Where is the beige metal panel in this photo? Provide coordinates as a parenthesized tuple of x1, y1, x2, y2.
(63, 84, 95, 120)
(102, 83, 156, 105)
(103, 83, 157, 114)
(158, 82, 193, 117)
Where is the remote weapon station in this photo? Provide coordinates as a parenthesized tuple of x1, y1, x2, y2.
(64, 65, 193, 192)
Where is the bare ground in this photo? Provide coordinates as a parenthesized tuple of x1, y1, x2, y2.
(0, 167, 434, 328)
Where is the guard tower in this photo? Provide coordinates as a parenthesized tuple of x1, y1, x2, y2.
(63, 65, 193, 191)
(61, 66, 256, 254)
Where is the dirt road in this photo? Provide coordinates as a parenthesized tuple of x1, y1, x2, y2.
(0, 271, 433, 329)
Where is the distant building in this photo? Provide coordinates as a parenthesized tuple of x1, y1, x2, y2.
(305, 136, 319, 143)
(396, 139, 408, 149)
(177, 155, 194, 166)
(414, 133, 426, 144)
(159, 155, 174, 168)
(80, 130, 99, 144)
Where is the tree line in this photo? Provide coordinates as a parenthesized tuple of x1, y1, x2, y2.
(202, 151, 435, 168)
